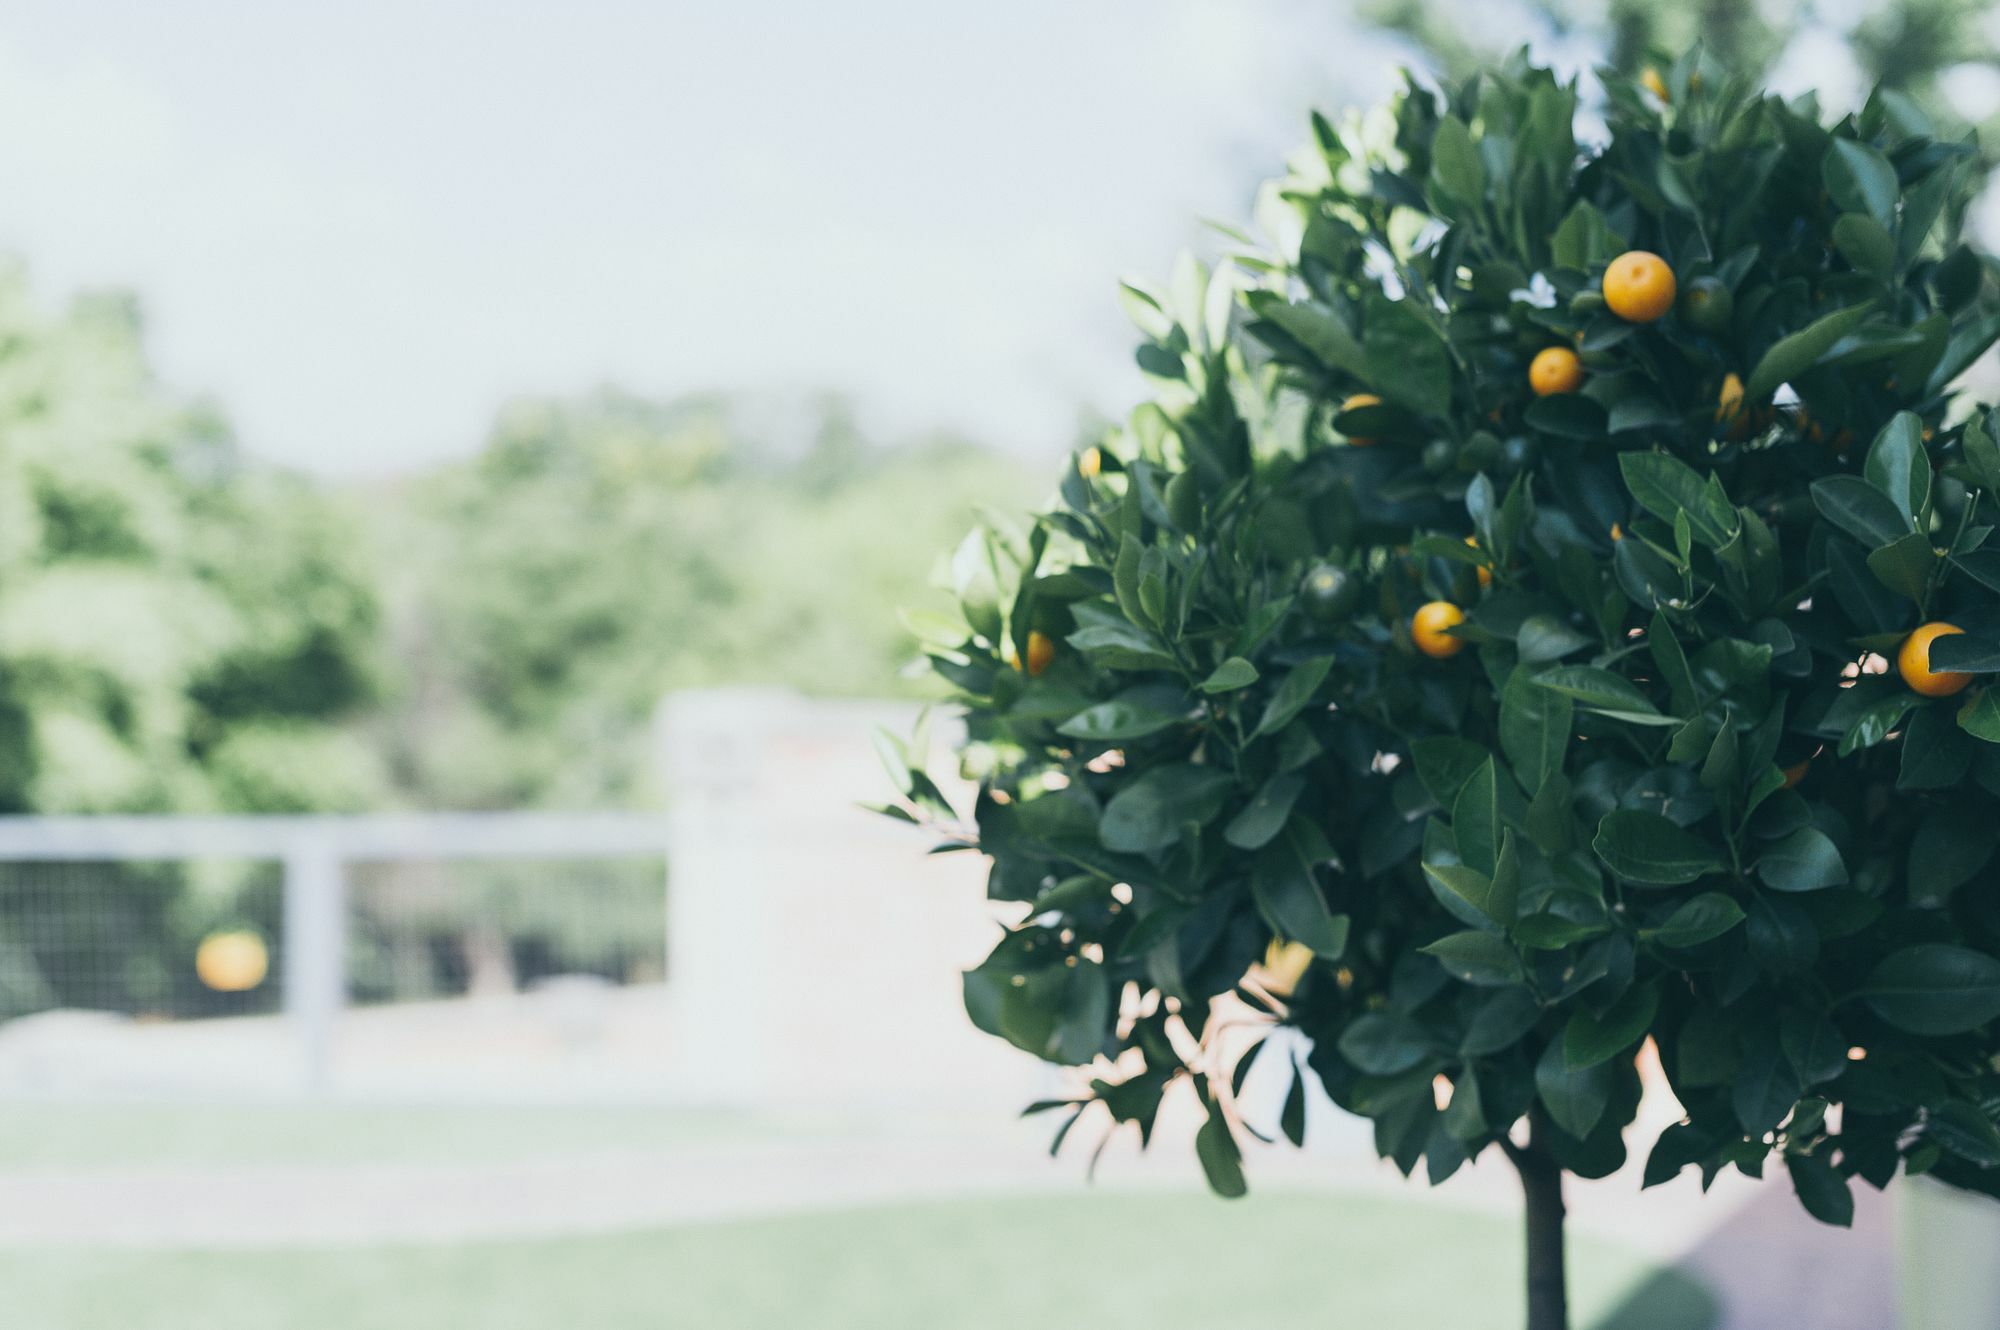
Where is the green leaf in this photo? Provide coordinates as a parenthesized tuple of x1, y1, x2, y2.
(1838, 692, 1913, 754)
(1424, 831, 1520, 929)
(1199, 656, 1259, 693)
(1451, 758, 1501, 875)
(1525, 393, 1607, 439)
(1811, 475, 1911, 548)
(1928, 312, 2000, 396)
(1526, 770, 1574, 855)
(1824, 138, 1899, 229)
(1253, 655, 1335, 738)
(1429, 116, 1485, 203)
(1747, 303, 1873, 401)
(1780, 1008, 1849, 1087)
(1517, 615, 1593, 663)
(1564, 983, 1659, 1069)
(1832, 213, 1895, 278)
(1866, 532, 1935, 602)
(1648, 612, 1699, 715)
(1113, 534, 1148, 627)
(1057, 697, 1186, 741)
(1224, 773, 1305, 851)
(1536, 1038, 1613, 1138)
(1099, 764, 1235, 855)
(1280, 1064, 1308, 1148)
(1248, 296, 1368, 378)
(1363, 295, 1451, 414)
(1907, 809, 1999, 905)
(1928, 636, 2000, 673)
(1252, 819, 1350, 957)
(1194, 1102, 1248, 1198)
(1863, 413, 1933, 522)
(1421, 930, 1523, 986)
(1755, 826, 1849, 893)
(1339, 1012, 1436, 1076)
(1593, 810, 1726, 886)
(1411, 737, 1490, 807)
(1461, 988, 1541, 1057)
(1959, 688, 2000, 742)
(1500, 667, 1573, 796)
(1732, 1029, 1802, 1134)
(1902, 703, 1977, 787)
(1534, 666, 1671, 725)
(1620, 453, 1737, 547)
(1967, 415, 2000, 495)
(1065, 622, 1177, 671)
(1424, 860, 1495, 923)
(1645, 892, 1746, 948)
(1929, 1099, 2000, 1169)
(1787, 1153, 1854, 1227)
(1861, 945, 2000, 1035)
(1550, 199, 1624, 270)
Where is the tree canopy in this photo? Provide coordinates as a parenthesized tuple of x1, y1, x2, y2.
(0, 265, 383, 815)
(883, 49, 2000, 1329)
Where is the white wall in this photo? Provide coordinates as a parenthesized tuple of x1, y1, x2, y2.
(656, 688, 1040, 1111)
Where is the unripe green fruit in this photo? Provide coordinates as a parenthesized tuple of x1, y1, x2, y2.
(1679, 276, 1733, 333)
(1422, 439, 1456, 475)
(1300, 564, 1361, 624)
(1458, 431, 1502, 473)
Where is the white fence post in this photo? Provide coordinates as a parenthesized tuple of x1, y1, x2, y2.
(283, 835, 345, 1092)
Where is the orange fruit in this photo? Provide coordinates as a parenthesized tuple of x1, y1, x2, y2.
(1412, 601, 1467, 658)
(1341, 393, 1383, 446)
(1899, 622, 1972, 697)
(1529, 346, 1584, 396)
(1464, 535, 1493, 588)
(196, 930, 269, 993)
(1603, 251, 1676, 323)
(1716, 373, 1746, 435)
(1078, 446, 1101, 479)
(1022, 630, 1055, 676)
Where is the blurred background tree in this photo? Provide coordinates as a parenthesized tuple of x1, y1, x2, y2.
(364, 391, 1031, 810)
(1374, 0, 1998, 122)
(0, 263, 384, 816)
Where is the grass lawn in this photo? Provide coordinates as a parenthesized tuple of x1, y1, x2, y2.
(0, 1102, 748, 1171)
(0, 1191, 1715, 1330)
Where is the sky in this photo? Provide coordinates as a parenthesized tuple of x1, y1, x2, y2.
(0, 1, 1415, 476)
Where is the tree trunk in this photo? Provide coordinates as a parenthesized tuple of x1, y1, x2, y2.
(1512, 1113, 1569, 1330)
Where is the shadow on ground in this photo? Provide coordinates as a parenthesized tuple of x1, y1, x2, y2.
(1591, 1266, 1720, 1330)
(1596, 1179, 1894, 1330)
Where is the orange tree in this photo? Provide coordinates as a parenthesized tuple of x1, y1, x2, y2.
(878, 51, 2000, 1330)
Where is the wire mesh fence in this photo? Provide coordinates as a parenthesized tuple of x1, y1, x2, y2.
(0, 854, 668, 1022)
(348, 857, 665, 1005)
(0, 859, 288, 1022)
(0, 815, 674, 1095)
